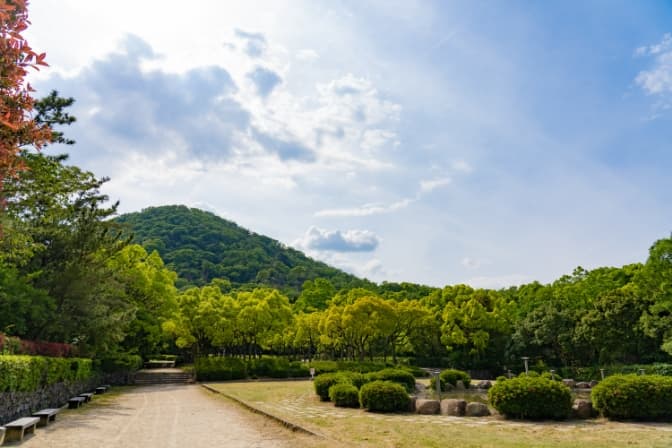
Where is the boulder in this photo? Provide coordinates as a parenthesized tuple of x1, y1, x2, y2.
(408, 396, 417, 412)
(572, 399, 593, 419)
(465, 402, 490, 417)
(440, 399, 466, 416)
(575, 382, 591, 389)
(415, 399, 440, 415)
(475, 380, 492, 389)
(562, 379, 576, 388)
(455, 380, 466, 390)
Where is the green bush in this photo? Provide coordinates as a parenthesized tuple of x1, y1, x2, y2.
(367, 368, 416, 392)
(0, 355, 93, 392)
(97, 353, 143, 373)
(429, 369, 471, 391)
(591, 374, 672, 421)
(307, 360, 393, 375)
(329, 383, 360, 408)
(314, 372, 349, 401)
(359, 381, 410, 412)
(194, 356, 247, 381)
(488, 375, 572, 420)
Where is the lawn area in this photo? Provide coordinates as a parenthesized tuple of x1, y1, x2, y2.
(206, 380, 672, 448)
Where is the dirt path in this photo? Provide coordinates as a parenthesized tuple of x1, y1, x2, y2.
(16, 384, 311, 448)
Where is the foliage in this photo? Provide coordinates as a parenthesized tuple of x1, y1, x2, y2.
(329, 383, 360, 407)
(366, 368, 416, 392)
(96, 352, 143, 373)
(0, 354, 93, 392)
(314, 372, 350, 401)
(194, 356, 247, 381)
(488, 375, 572, 420)
(591, 374, 672, 421)
(359, 380, 410, 412)
(0, 0, 51, 196)
(429, 368, 471, 391)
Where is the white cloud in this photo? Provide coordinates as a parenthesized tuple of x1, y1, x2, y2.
(294, 226, 380, 252)
(635, 33, 672, 97)
(451, 159, 473, 173)
(420, 177, 451, 193)
(315, 198, 414, 217)
(296, 49, 319, 61)
(463, 274, 533, 289)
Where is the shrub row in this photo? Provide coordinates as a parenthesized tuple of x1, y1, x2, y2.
(0, 355, 93, 392)
(194, 356, 310, 381)
(591, 374, 672, 421)
(96, 353, 143, 373)
(314, 368, 416, 401)
(557, 363, 672, 381)
(359, 381, 410, 412)
(488, 375, 572, 420)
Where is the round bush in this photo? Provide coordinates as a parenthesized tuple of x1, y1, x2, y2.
(429, 369, 471, 391)
(314, 372, 347, 401)
(359, 380, 410, 412)
(488, 375, 572, 420)
(591, 374, 672, 421)
(367, 368, 416, 392)
(329, 383, 360, 408)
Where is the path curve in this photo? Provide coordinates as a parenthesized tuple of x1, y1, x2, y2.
(19, 384, 307, 448)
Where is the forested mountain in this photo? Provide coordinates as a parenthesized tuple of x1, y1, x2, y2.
(115, 205, 372, 296)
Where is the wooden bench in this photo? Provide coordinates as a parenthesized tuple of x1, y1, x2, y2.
(68, 396, 86, 408)
(79, 392, 94, 402)
(32, 408, 61, 427)
(4, 417, 39, 442)
(95, 386, 108, 394)
(0, 426, 5, 445)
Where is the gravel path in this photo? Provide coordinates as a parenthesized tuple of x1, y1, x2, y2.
(16, 384, 307, 448)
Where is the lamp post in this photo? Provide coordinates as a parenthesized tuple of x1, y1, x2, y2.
(521, 357, 530, 375)
(600, 368, 605, 380)
(550, 369, 556, 381)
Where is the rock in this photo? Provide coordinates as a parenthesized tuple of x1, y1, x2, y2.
(562, 379, 576, 388)
(455, 380, 466, 390)
(465, 402, 490, 417)
(575, 381, 591, 389)
(572, 399, 593, 419)
(475, 380, 492, 389)
(408, 396, 417, 412)
(415, 399, 440, 415)
(589, 380, 599, 388)
(441, 399, 466, 416)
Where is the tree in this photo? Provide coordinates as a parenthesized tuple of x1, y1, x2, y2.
(0, 0, 51, 197)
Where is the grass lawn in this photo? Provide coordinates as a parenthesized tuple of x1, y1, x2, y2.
(206, 380, 672, 448)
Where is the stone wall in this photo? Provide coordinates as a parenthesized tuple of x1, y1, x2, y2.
(0, 378, 99, 424)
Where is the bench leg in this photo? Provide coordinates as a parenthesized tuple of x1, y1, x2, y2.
(5, 427, 25, 442)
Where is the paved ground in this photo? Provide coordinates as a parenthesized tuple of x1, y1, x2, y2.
(14, 384, 309, 448)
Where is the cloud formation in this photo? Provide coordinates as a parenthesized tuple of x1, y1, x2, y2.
(295, 226, 380, 252)
(635, 33, 672, 97)
(247, 66, 282, 97)
(315, 198, 414, 217)
(234, 29, 267, 58)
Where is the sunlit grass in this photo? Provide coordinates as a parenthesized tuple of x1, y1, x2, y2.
(206, 380, 672, 448)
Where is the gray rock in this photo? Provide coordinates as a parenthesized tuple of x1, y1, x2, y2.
(455, 380, 466, 390)
(408, 396, 417, 412)
(575, 381, 591, 389)
(475, 380, 492, 389)
(465, 402, 491, 417)
(562, 379, 576, 388)
(572, 399, 593, 419)
(415, 399, 440, 415)
(440, 399, 466, 416)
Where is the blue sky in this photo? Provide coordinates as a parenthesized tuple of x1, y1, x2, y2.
(25, 1, 672, 287)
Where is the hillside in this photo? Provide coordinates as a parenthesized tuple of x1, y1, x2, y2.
(115, 205, 372, 296)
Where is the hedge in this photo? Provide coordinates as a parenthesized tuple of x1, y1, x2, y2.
(194, 356, 310, 381)
(430, 369, 471, 391)
(195, 357, 247, 381)
(329, 383, 360, 408)
(314, 372, 350, 401)
(359, 380, 410, 412)
(96, 353, 143, 373)
(488, 375, 572, 420)
(558, 364, 672, 381)
(366, 368, 416, 392)
(591, 374, 672, 421)
(0, 355, 93, 392)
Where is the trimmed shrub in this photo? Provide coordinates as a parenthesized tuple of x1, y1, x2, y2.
(367, 368, 416, 392)
(314, 372, 350, 401)
(329, 383, 360, 408)
(591, 374, 672, 421)
(430, 369, 471, 391)
(97, 353, 143, 373)
(359, 380, 410, 412)
(488, 375, 572, 420)
(0, 355, 93, 392)
(307, 360, 393, 375)
(194, 356, 247, 381)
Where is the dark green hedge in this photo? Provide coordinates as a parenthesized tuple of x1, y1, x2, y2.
(488, 375, 572, 420)
(591, 374, 672, 421)
(359, 380, 410, 412)
(195, 357, 247, 381)
(558, 364, 672, 381)
(0, 355, 93, 392)
(96, 353, 143, 373)
(367, 368, 416, 392)
(194, 356, 310, 381)
(314, 372, 349, 401)
(329, 383, 360, 407)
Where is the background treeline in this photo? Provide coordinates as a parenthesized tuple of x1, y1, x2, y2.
(1, 92, 671, 374)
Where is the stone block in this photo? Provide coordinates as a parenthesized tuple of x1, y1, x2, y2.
(415, 399, 440, 414)
(465, 402, 490, 417)
(440, 399, 466, 416)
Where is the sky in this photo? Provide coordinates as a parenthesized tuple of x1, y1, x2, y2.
(23, 0, 672, 288)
